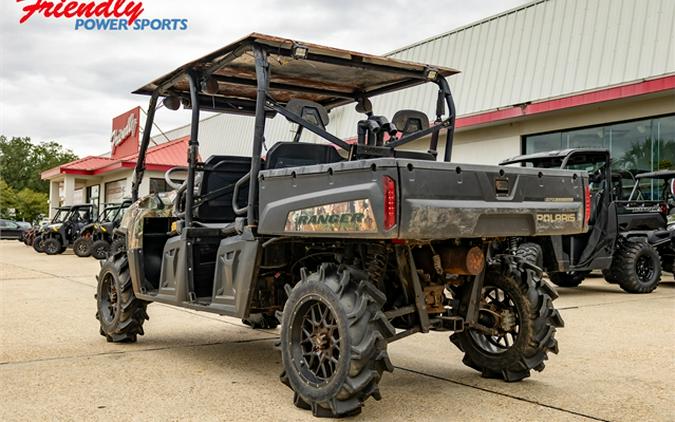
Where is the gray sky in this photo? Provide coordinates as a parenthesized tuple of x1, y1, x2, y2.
(0, 0, 526, 157)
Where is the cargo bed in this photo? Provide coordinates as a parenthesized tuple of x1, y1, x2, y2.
(258, 157, 588, 239)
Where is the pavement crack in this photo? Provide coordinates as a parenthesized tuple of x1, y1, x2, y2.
(394, 365, 610, 422)
(0, 336, 278, 367)
(557, 294, 675, 310)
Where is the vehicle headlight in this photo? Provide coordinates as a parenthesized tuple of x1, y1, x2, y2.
(101, 226, 107, 233)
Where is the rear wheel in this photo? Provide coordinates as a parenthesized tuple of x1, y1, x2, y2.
(280, 263, 394, 417)
(91, 240, 111, 260)
(450, 257, 564, 382)
(73, 237, 92, 257)
(611, 239, 661, 294)
(515, 243, 543, 268)
(96, 253, 149, 342)
(548, 271, 590, 288)
(32, 235, 45, 253)
(43, 238, 62, 255)
(602, 269, 618, 284)
(110, 237, 126, 257)
(242, 313, 279, 329)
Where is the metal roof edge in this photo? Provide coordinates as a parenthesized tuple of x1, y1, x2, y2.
(384, 0, 548, 56)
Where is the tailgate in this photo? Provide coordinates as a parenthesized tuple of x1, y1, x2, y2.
(397, 160, 587, 239)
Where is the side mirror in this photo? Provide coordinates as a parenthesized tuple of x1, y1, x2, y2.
(669, 178, 675, 197)
(355, 98, 373, 114)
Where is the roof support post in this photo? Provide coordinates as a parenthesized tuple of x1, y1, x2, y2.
(185, 71, 202, 228)
(436, 77, 456, 162)
(247, 45, 269, 226)
(132, 91, 159, 202)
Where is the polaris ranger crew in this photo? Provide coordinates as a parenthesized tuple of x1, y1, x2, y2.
(96, 34, 588, 417)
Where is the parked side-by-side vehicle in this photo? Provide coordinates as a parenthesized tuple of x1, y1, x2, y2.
(501, 149, 674, 293)
(74, 199, 132, 259)
(33, 204, 94, 255)
(93, 34, 592, 417)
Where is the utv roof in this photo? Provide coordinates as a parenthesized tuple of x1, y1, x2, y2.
(635, 169, 675, 180)
(500, 148, 609, 165)
(133, 33, 459, 113)
(54, 204, 92, 210)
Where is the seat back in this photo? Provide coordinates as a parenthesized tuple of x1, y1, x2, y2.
(265, 142, 343, 170)
(194, 155, 251, 223)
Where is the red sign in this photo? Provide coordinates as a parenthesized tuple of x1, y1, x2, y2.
(111, 107, 140, 159)
(16, 0, 145, 24)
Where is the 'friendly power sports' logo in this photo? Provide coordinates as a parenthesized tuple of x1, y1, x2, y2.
(16, 0, 189, 31)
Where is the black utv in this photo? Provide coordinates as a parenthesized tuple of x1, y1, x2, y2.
(95, 34, 589, 417)
(34, 204, 94, 255)
(623, 170, 675, 274)
(74, 200, 132, 259)
(501, 149, 672, 293)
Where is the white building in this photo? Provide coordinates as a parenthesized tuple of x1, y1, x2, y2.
(44, 0, 675, 214)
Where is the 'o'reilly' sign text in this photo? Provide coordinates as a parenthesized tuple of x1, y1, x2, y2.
(16, 0, 189, 31)
(111, 113, 138, 149)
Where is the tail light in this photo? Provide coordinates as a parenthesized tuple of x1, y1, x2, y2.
(584, 183, 591, 227)
(383, 176, 397, 230)
(659, 203, 668, 216)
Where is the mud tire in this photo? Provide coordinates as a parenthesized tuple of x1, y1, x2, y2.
(96, 253, 148, 342)
(548, 271, 589, 288)
(242, 313, 279, 329)
(611, 239, 661, 294)
(91, 240, 111, 260)
(280, 263, 395, 418)
(43, 238, 62, 255)
(451, 256, 564, 382)
(73, 237, 92, 257)
(32, 235, 45, 253)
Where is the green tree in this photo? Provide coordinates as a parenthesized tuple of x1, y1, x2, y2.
(14, 188, 48, 222)
(0, 178, 18, 219)
(0, 135, 78, 193)
(614, 139, 675, 171)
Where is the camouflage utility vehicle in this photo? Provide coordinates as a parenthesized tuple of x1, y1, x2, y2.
(502, 149, 673, 293)
(33, 204, 94, 254)
(74, 200, 132, 259)
(97, 34, 589, 417)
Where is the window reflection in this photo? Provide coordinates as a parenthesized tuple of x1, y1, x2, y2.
(524, 115, 675, 198)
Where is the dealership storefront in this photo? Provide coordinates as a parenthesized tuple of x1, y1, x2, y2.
(41, 108, 188, 217)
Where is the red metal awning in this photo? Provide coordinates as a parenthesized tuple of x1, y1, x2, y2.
(41, 136, 190, 180)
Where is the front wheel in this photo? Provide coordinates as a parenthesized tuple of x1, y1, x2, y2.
(73, 237, 92, 257)
(32, 235, 45, 253)
(91, 240, 111, 260)
(43, 237, 63, 255)
(280, 263, 395, 418)
(548, 271, 590, 288)
(451, 257, 564, 382)
(96, 253, 149, 342)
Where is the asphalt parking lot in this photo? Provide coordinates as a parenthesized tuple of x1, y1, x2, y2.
(1, 240, 673, 421)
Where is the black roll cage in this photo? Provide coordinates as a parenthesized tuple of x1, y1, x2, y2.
(132, 41, 457, 228)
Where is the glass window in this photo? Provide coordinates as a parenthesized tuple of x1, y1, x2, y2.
(609, 120, 653, 173)
(565, 126, 604, 149)
(654, 116, 675, 171)
(524, 114, 675, 199)
(525, 132, 562, 153)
